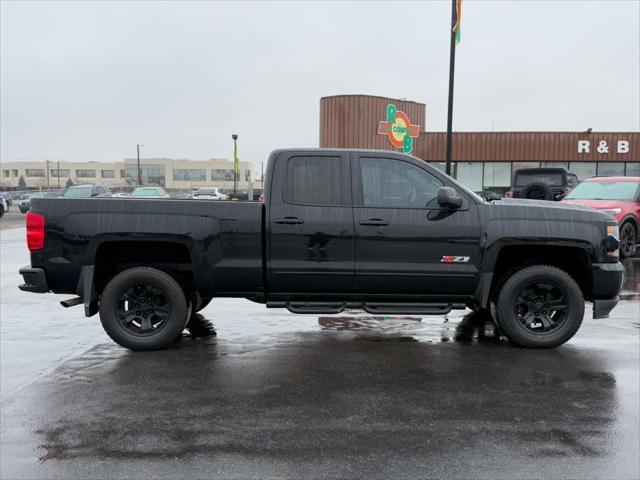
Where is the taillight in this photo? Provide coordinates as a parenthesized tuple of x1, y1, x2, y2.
(26, 211, 45, 251)
(505, 191, 513, 198)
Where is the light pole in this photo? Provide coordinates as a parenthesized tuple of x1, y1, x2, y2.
(232, 134, 238, 197)
(46, 159, 50, 189)
(261, 161, 264, 190)
(137, 144, 144, 186)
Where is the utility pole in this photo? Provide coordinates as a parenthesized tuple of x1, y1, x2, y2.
(57, 161, 61, 189)
(46, 159, 50, 189)
(261, 161, 264, 190)
(232, 134, 238, 197)
(137, 144, 142, 186)
(445, 0, 458, 176)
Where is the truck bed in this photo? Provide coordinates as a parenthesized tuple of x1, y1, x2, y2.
(29, 197, 264, 297)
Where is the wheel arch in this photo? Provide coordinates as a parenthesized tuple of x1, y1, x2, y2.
(488, 244, 593, 303)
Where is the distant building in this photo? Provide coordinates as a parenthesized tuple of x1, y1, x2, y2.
(0, 158, 256, 192)
(320, 94, 639, 194)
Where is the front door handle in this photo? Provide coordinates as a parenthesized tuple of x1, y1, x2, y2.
(359, 218, 389, 226)
(274, 216, 304, 225)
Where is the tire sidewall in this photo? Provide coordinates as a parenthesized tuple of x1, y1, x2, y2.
(496, 266, 584, 348)
(99, 268, 188, 351)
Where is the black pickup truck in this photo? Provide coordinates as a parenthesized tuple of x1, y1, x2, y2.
(19, 149, 624, 350)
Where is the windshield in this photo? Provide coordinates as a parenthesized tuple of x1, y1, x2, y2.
(132, 188, 160, 197)
(515, 172, 563, 186)
(566, 181, 639, 200)
(63, 187, 92, 198)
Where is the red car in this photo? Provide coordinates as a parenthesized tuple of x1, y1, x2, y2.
(563, 176, 640, 258)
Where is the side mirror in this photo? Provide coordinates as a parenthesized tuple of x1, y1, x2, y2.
(90, 191, 99, 197)
(437, 186, 463, 209)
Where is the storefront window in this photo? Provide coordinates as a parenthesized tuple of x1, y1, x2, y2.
(597, 162, 625, 177)
(568, 162, 597, 181)
(625, 162, 640, 176)
(429, 162, 456, 177)
(483, 162, 511, 189)
(455, 162, 483, 192)
(541, 162, 569, 169)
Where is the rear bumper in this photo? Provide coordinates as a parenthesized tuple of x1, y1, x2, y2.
(18, 266, 49, 293)
(591, 262, 624, 319)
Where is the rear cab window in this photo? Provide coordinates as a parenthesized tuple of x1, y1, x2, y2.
(284, 155, 344, 205)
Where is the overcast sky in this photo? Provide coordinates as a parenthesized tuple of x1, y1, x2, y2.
(1, 0, 639, 168)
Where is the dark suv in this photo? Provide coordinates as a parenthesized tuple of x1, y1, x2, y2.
(506, 168, 579, 201)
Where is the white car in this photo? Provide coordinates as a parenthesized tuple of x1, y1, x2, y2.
(192, 188, 227, 200)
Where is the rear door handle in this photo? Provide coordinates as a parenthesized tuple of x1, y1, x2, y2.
(359, 218, 389, 226)
(274, 216, 304, 225)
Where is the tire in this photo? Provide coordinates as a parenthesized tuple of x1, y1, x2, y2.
(99, 267, 188, 351)
(619, 222, 637, 258)
(495, 265, 584, 348)
(521, 182, 554, 201)
(0, 206, 4, 218)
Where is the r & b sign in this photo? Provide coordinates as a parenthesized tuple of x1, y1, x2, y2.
(578, 140, 630, 154)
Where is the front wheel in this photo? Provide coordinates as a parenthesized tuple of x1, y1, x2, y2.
(99, 267, 188, 351)
(620, 222, 637, 258)
(495, 265, 584, 348)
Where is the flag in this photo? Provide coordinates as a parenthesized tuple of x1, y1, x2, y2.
(453, 0, 463, 45)
(233, 141, 239, 178)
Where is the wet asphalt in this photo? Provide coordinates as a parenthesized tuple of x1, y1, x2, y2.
(1, 227, 639, 479)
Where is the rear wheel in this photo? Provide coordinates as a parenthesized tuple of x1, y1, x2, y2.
(495, 265, 584, 348)
(620, 222, 636, 258)
(99, 267, 188, 351)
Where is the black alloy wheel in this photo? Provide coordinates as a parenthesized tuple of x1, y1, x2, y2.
(514, 282, 568, 334)
(116, 284, 171, 336)
(495, 264, 584, 348)
(620, 222, 637, 258)
(99, 267, 188, 350)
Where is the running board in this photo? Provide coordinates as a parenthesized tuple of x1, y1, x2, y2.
(363, 303, 460, 314)
(266, 301, 467, 315)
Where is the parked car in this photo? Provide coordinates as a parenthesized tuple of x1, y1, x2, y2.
(63, 184, 112, 198)
(563, 176, 639, 257)
(131, 186, 171, 198)
(506, 168, 578, 201)
(192, 187, 227, 200)
(19, 148, 623, 351)
(1, 193, 12, 207)
(18, 191, 60, 213)
(0, 195, 7, 217)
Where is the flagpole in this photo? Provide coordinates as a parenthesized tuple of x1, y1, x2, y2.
(445, 0, 457, 176)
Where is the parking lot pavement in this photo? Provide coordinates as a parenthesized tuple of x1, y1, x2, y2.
(1, 228, 639, 479)
(0, 210, 25, 230)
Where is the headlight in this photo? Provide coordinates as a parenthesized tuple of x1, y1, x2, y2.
(606, 224, 620, 257)
(600, 208, 622, 215)
(607, 224, 620, 239)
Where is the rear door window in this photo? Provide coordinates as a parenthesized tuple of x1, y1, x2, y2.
(284, 156, 342, 205)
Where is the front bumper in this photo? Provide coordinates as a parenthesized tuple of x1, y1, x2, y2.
(591, 262, 624, 319)
(18, 266, 49, 293)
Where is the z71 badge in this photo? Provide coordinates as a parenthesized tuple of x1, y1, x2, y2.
(441, 256, 470, 263)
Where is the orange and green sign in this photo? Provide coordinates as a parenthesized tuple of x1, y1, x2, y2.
(377, 104, 420, 154)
